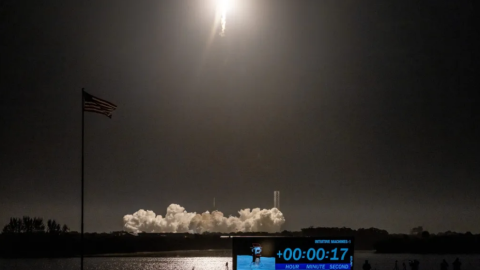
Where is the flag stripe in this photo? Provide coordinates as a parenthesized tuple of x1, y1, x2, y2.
(84, 102, 116, 111)
(92, 97, 117, 109)
(84, 105, 114, 112)
(84, 104, 114, 112)
(84, 107, 111, 114)
(83, 91, 117, 118)
(84, 107, 112, 117)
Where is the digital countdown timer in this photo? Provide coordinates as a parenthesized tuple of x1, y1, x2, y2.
(232, 237, 354, 270)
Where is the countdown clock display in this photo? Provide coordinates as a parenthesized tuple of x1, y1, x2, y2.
(232, 237, 354, 270)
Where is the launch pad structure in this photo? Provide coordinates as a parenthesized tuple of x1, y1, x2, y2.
(274, 191, 280, 210)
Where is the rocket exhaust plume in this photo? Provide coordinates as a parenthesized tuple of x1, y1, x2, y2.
(218, 0, 230, 37)
(220, 13, 226, 37)
(123, 204, 285, 234)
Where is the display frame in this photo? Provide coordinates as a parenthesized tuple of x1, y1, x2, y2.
(232, 236, 354, 270)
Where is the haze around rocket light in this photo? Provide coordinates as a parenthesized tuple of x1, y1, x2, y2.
(123, 204, 285, 233)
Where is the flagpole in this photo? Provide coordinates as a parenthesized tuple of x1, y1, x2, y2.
(81, 88, 85, 270)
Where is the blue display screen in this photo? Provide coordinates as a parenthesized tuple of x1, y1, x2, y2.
(232, 237, 354, 270)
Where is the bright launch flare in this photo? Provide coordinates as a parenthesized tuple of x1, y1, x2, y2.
(218, 0, 231, 36)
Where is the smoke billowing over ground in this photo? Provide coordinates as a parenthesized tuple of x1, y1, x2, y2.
(123, 204, 285, 233)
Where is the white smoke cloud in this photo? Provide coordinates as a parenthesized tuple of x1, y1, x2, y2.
(123, 204, 285, 234)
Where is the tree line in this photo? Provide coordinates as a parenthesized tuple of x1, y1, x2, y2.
(2, 216, 69, 235)
(1, 218, 479, 257)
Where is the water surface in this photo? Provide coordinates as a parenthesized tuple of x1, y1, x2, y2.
(1, 252, 479, 270)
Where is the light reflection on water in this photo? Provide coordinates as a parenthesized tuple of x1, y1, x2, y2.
(86, 257, 232, 270)
(0, 257, 233, 270)
(1, 253, 480, 270)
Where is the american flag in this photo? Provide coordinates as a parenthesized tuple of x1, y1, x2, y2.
(83, 91, 117, 118)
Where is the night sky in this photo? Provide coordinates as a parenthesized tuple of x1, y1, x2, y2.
(1, 1, 478, 234)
